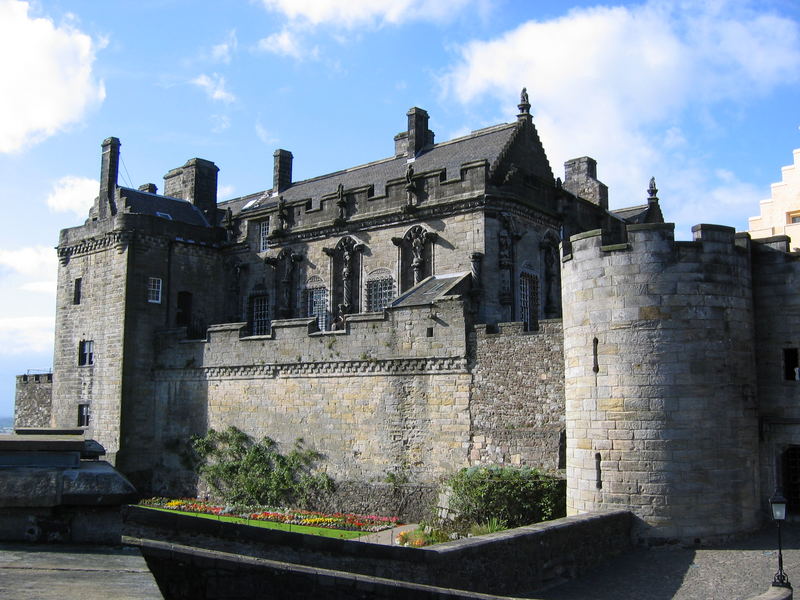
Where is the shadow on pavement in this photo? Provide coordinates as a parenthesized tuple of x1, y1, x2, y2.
(532, 522, 800, 600)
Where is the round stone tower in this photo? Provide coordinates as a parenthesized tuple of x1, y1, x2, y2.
(561, 223, 760, 541)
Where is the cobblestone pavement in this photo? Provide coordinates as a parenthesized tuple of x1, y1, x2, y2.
(533, 523, 800, 600)
(0, 543, 163, 600)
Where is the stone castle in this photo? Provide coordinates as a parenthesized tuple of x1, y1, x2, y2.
(14, 92, 800, 542)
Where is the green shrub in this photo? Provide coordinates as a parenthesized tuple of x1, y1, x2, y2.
(190, 427, 333, 508)
(446, 465, 565, 528)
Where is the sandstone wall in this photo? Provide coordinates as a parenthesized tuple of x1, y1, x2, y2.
(562, 223, 760, 541)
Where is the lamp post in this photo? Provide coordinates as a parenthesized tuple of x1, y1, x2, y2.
(770, 488, 791, 589)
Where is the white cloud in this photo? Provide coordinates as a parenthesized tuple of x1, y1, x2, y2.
(259, 0, 482, 28)
(191, 73, 236, 103)
(0, 316, 55, 355)
(45, 175, 97, 218)
(20, 281, 56, 294)
(218, 184, 236, 200)
(211, 30, 237, 64)
(256, 28, 317, 60)
(441, 1, 800, 236)
(255, 119, 278, 145)
(211, 114, 231, 133)
(0, 246, 57, 282)
(0, 1, 105, 153)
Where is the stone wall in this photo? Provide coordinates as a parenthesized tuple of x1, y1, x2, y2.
(122, 505, 633, 598)
(14, 374, 53, 428)
(562, 223, 760, 541)
(148, 297, 473, 496)
(750, 237, 800, 507)
(470, 320, 565, 470)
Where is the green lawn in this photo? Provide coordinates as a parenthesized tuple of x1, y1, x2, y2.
(141, 506, 372, 539)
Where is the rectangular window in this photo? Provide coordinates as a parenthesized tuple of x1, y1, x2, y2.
(78, 340, 94, 366)
(366, 278, 394, 312)
(307, 287, 328, 331)
(249, 295, 270, 335)
(259, 220, 270, 252)
(77, 404, 90, 427)
(147, 277, 162, 303)
(784, 348, 799, 381)
(73, 278, 82, 305)
(519, 272, 539, 331)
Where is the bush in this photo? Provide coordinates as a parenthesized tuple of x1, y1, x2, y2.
(446, 465, 565, 528)
(190, 427, 333, 508)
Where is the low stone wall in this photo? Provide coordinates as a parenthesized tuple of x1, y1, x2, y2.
(122, 505, 633, 597)
(312, 481, 439, 524)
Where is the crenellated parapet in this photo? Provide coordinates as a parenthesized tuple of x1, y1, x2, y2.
(561, 222, 760, 542)
(155, 296, 469, 373)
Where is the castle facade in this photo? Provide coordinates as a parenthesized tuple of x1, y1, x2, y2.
(18, 95, 800, 542)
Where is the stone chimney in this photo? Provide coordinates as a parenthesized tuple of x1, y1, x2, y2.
(138, 183, 157, 194)
(273, 149, 293, 193)
(563, 157, 608, 210)
(163, 158, 220, 225)
(98, 137, 120, 219)
(406, 107, 434, 158)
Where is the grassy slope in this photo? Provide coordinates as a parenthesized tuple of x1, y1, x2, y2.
(141, 506, 372, 539)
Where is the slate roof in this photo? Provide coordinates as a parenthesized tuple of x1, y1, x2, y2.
(611, 201, 664, 225)
(220, 122, 520, 216)
(390, 273, 471, 308)
(120, 187, 210, 227)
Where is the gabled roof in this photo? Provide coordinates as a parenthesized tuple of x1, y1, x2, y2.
(611, 201, 664, 225)
(120, 187, 210, 227)
(227, 123, 520, 215)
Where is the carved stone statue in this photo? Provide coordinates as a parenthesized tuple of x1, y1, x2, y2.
(405, 164, 416, 207)
(336, 183, 347, 222)
(648, 176, 658, 199)
(520, 87, 529, 105)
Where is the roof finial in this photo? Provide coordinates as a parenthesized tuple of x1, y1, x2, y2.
(648, 176, 658, 202)
(518, 87, 531, 116)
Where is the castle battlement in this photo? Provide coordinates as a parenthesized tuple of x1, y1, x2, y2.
(155, 296, 469, 372)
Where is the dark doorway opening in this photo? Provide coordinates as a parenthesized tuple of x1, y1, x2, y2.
(783, 446, 800, 515)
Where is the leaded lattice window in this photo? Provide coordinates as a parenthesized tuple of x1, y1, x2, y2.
(249, 295, 270, 335)
(307, 286, 328, 331)
(366, 277, 394, 312)
(519, 272, 539, 331)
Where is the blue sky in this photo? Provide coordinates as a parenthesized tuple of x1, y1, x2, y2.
(0, 0, 798, 418)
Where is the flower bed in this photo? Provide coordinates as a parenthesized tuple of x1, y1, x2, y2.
(140, 498, 401, 533)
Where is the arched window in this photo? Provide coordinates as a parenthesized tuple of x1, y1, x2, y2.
(365, 268, 395, 312)
(305, 276, 329, 331)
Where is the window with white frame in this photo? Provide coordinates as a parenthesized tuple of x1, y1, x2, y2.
(147, 277, 162, 303)
(306, 285, 328, 331)
(365, 272, 394, 312)
(249, 295, 270, 335)
(259, 219, 270, 252)
(78, 340, 94, 366)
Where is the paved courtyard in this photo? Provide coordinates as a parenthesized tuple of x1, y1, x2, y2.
(534, 522, 800, 600)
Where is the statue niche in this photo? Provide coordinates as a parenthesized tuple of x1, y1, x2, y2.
(393, 225, 438, 293)
(324, 236, 365, 320)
